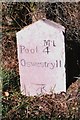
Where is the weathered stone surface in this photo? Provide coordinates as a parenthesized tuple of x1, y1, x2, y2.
(16, 18, 66, 96)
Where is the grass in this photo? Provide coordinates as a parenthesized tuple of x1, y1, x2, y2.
(0, 76, 2, 119)
(1, 69, 79, 120)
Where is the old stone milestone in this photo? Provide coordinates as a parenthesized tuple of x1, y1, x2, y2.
(16, 18, 66, 96)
